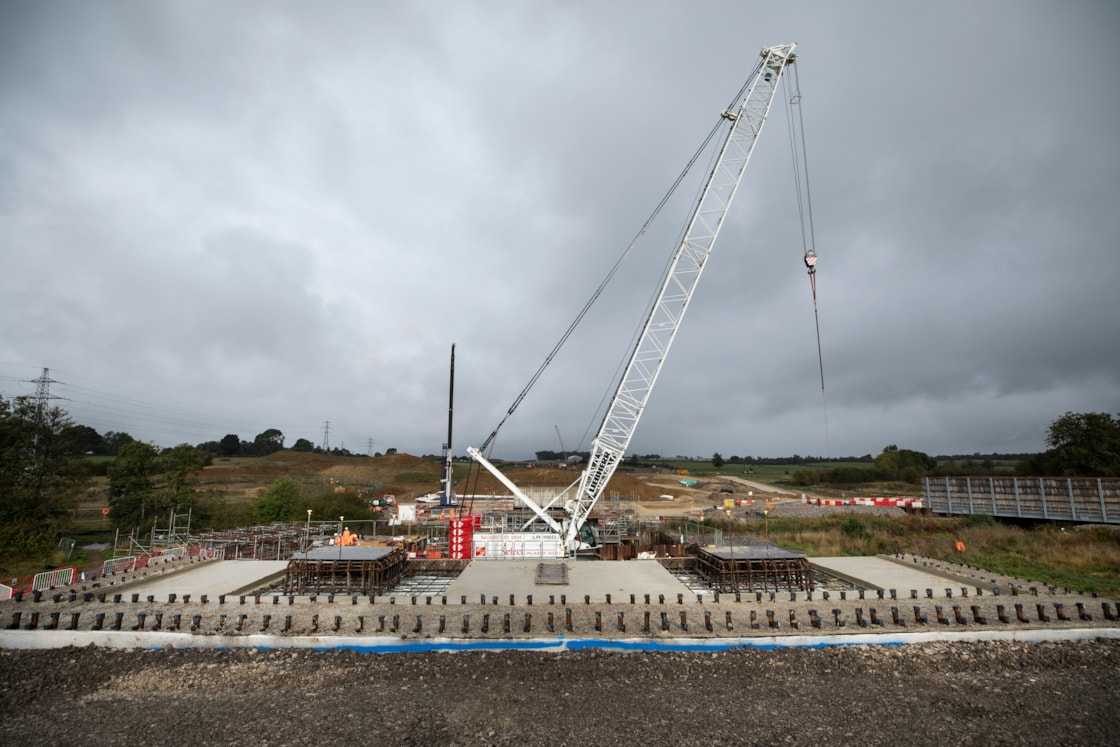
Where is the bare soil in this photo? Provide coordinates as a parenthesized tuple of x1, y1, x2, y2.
(1, 639, 1116, 745)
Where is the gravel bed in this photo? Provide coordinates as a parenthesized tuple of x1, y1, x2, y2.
(1, 639, 1117, 745)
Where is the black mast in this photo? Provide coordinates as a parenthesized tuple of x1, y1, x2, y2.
(442, 343, 456, 506)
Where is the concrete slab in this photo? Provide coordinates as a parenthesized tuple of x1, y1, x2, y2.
(445, 560, 692, 602)
(811, 556, 995, 593)
(124, 561, 290, 599)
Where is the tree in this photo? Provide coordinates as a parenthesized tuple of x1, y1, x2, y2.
(218, 434, 241, 457)
(253, 477, 303, 524)
(0, 396, 87, 551)
(107, 441, 159, 527)
(291, 438, 315, 452)
(252, 428, 285, 456)
(102, 430, 135, 456)
(874, 444, 936, 483)
(712, 452, 725, 469)
(59, 424, 105, 456)
(1017, 412, 1120, 476)
(158, 444, 211, 510)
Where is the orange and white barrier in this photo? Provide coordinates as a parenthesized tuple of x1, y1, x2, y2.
(803, 496, 924, 509)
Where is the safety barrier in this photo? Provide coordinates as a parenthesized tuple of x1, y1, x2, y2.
(32, 568, 74, 592)
(802, 496, 923, 508)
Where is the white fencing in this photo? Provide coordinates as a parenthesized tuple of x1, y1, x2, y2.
(32, 567, 74, 591)
(102, 556, 137, 575)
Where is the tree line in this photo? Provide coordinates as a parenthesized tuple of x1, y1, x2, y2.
(785, 412, 1120, 487)
(2, 391, 1118, 560)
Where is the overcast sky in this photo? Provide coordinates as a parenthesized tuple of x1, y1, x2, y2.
(2, 1, 1118, 461)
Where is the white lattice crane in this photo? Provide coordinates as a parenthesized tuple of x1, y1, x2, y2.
(468, 43, 799, 553)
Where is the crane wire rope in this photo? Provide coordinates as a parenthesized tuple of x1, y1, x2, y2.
(783, 62, 831, 458)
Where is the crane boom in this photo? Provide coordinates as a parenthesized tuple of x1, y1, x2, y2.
(471, 43, 798, 554)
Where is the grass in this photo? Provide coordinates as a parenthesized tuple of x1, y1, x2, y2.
(675, 513, 1120, 597)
